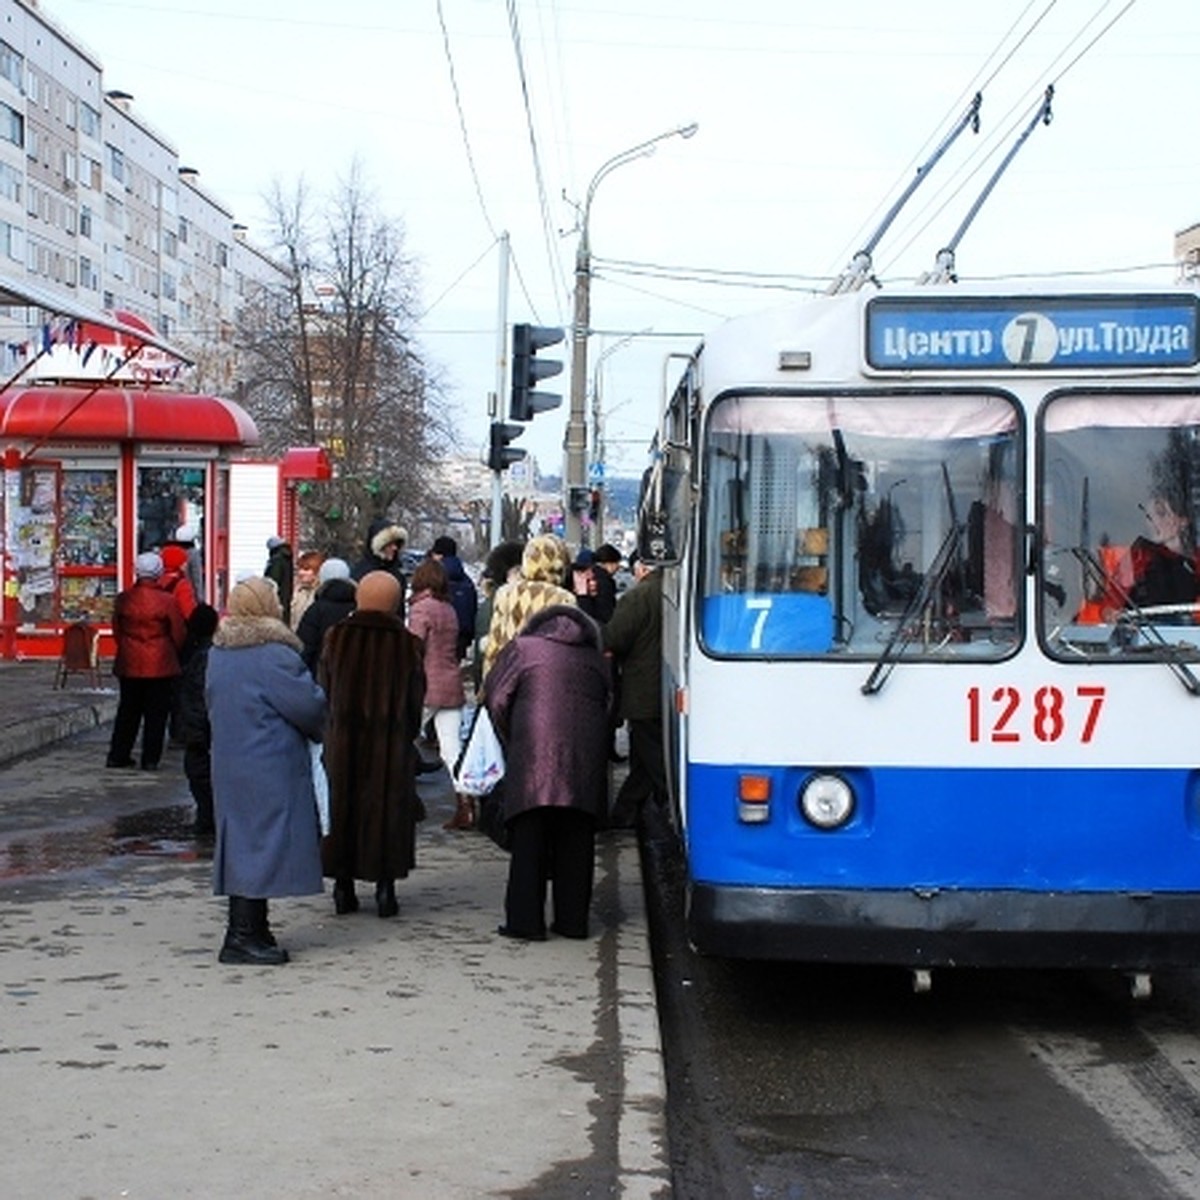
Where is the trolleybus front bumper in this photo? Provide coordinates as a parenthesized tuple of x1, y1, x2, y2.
(689, 883, 1200, 968)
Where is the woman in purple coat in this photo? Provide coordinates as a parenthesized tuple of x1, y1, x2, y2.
(484, 604, 611, 941)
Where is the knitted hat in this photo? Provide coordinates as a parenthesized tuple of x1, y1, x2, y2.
(174, 524, 196, 544)
(227, 576, 282, 620)
(521, 535, 570, 585)
(431, 535, 457, 557)
(135, 551, 163, 579)
(356, 570, 402, 614)
(160, 545, 188, 571)
(266, 535, 286, 550)
(317, 557, 351, 585)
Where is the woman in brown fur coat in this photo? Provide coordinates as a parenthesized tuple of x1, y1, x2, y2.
(318, 571, 426, 918)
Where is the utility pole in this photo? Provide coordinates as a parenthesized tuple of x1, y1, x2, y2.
(490, 232, 510, 549)
(564, 122, 698, 548)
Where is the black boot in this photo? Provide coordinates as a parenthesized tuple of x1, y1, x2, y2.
(332, 878, 359, 915)
(375, 879, 398, 918)
(218, 896, 288, 965)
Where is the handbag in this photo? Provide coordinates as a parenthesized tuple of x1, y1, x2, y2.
(453, 705, 505, 797)
(310, 740, 330, 835)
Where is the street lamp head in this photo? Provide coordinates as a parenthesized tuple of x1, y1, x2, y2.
(678, 122, 699, 140)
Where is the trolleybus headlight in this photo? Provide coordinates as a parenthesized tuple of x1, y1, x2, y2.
(799, 774, 855, 830)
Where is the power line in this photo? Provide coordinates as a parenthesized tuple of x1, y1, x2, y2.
(505, 0, 568, 321)
(879, 0, 1140, 275)
(435, 0, 497, 241)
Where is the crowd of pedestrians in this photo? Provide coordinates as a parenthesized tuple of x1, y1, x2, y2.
(104, 521, 661, 965)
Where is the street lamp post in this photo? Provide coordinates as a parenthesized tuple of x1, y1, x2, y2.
(564, 122, 697, 547)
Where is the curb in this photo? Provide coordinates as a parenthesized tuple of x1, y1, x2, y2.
(0, 694, 119, 767)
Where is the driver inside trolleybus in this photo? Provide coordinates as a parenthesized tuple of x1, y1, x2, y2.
(1080, 488, 1200, 622)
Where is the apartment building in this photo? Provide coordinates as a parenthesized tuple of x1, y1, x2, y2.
(0, 0, 282, 383)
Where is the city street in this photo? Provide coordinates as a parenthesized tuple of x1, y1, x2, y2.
(640, 805, 1200, 1200)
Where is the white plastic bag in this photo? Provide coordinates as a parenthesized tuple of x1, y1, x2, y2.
(452, 705, 505, 796)
(310, 740, 330, 835)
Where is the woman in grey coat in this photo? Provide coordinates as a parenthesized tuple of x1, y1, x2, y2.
(485, 604, 610, 941)
(206, 576, 327, 965)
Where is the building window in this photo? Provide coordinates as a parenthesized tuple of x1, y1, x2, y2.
(0, 101, 21, 148)
(106, 144, 124, 185)
(81, 154, 102, 190)
(0, 41, 23, 92)
(0, 219, 23, 261)
(105, 243, 125, 280)
(80, 102, 100, 139)
(79, 204, 93, 239)
(178, 216, 189, 245)
(80, 255, 98, 290)
(0, 160, 20, 204)
(104, 193, 124, 231)
(162, 271, 176, 300)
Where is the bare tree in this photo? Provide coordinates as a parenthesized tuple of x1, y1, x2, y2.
(235, 164, 452, 554)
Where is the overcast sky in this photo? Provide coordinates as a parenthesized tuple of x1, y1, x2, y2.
(39, 0, 1200, 474)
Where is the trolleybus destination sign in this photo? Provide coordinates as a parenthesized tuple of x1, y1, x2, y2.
(865, 294, 1200, 371)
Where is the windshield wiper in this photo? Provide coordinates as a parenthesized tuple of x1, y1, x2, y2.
(1068, 545, 1200, 696)
(862, 521, 963, 695)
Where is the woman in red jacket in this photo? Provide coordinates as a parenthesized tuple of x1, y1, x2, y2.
(106, 551, 187, 771)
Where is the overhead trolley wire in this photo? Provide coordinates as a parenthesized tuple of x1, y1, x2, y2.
(825, 0, 1061, 278)
(506, 0, 569, 320)
(879, 0, 1139, 276)
(435, 0, 497, 241)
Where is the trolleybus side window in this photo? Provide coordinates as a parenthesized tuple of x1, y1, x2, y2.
(699, 391, 1021, 660)
(1041, 389, 1200, 662)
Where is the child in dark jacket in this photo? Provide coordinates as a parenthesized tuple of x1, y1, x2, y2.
(178, 604, 219, 836)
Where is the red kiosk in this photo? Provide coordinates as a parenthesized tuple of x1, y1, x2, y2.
(0, 277, 330, 660)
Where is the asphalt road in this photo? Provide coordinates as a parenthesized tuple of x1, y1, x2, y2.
(640, 804, 1200, 1200)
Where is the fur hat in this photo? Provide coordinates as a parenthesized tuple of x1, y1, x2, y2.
(135, 551, 163, 580)
(356, 570, 402, 614)
(227, 576, 282, 620)
(521, 535, 570, 585)
(370, 524, 407, 556)
(318, 557, 351, 585)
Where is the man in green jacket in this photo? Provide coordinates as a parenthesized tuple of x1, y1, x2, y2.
(601, 555, 666, 828)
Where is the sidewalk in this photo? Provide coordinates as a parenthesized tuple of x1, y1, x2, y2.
(0, 657, 119, 767)
(0, 659, 670, 1198)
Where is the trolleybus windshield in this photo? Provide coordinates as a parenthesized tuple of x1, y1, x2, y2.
(699, 390, 1021, 661)
(1042, 389, 1200, 664)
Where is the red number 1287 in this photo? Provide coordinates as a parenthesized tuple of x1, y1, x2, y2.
(967, 685, 1106, 744)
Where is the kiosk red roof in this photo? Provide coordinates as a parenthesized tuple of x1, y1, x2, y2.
(0, 385, 259, 445)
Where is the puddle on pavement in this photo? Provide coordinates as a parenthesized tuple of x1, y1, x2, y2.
(0, 805, 210, 881)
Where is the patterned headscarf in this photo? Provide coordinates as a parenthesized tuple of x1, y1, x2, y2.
(521, 535, 571, 585)
(481, 536, 575, 678)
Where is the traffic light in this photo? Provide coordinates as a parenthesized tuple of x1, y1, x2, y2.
(510, 323, 564, 421)
(488, 421, 526, 472)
